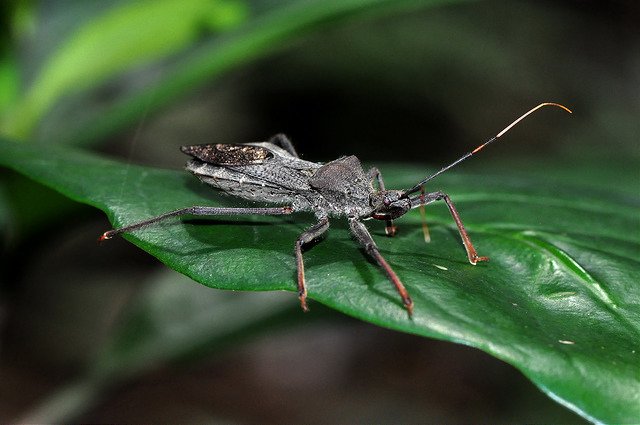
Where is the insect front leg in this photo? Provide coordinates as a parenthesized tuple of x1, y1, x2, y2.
(420, 191, 489, 265)
(294, 217, 330, 312)
(268, 133, 299, 158)
(349, 218, 413, 316)
(368, 167, 397, 236)
(99, 205, 294, 241)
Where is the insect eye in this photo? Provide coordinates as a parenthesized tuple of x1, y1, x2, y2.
(383, 197, 391, 206)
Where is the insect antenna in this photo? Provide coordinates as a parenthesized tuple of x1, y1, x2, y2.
(404, 102, 572, 195)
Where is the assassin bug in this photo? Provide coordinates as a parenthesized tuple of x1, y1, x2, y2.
(100, 102, 571, 316)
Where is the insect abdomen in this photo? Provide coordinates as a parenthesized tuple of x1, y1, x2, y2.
(187, 160, 317, 206)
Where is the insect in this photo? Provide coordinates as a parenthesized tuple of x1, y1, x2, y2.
(100, 102, 571, 316)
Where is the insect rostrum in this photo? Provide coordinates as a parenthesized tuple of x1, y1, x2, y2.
(100, 103, 571, 316)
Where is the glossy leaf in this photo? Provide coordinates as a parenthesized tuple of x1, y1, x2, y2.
(0, 138, 638, 424)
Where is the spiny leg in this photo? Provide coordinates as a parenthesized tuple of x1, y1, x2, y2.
(268, 133, 299, 158)
(368, 167, 397, 236)
(99, 205, 294, 241)
(419, 191, 489, 265)
(349, 218, 413, 316)
(295, 217, 330, 312)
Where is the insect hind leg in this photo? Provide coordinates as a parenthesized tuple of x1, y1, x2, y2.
(99, 205, 294, 241)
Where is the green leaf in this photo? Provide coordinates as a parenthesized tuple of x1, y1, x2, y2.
(2, 0, 248, 139)
(0, 137, 638, 424)
(1, 0, 468, 144)
(0, 52, 20, 115)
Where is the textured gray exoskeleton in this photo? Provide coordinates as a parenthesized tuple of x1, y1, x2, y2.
(100, 103, 571, 316)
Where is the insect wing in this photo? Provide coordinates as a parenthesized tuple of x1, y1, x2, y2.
(181, 144, 273, 165)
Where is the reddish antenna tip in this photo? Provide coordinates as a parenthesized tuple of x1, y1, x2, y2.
(546, 102, 572, 114)
(495, 102, 572, 138)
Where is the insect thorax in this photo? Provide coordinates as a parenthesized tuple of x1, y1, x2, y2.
(307, 155, 375, 217)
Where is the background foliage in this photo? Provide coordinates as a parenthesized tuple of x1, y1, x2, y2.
(1, 0, 638, 423)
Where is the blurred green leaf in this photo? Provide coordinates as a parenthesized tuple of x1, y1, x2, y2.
(2, 0, 36, 40)
(1, 138, 638, 423)
(1, 0, 468, 144)
(1, 174, 87, 240)
(2, 0, 248, 139)
(0, 53, 20, 115)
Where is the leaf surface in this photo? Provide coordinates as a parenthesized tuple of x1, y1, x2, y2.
(1, 138, 638, 424)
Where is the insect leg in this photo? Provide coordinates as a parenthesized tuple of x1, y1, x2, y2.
(99, 206, 294, 241)
(418, 185, 431, 242)
(268, 133, 299, 158)
(418, 191, 489, 265)
(368, 167, 397, 236)
(295, 217, 330, 312)
(349, 218, 413, 316)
